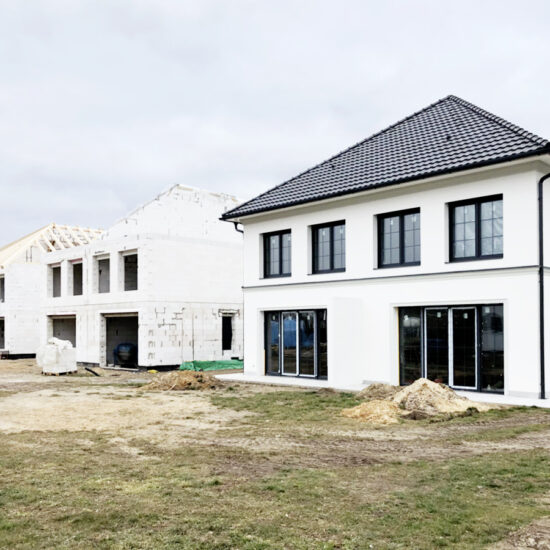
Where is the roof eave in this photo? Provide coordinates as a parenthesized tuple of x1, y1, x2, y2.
(222, 148, 550, 222)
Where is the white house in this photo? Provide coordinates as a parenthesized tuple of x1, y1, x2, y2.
(0, 224, 103, 357)
(222, 95, 550, 399)
(42, 185, 243, 368)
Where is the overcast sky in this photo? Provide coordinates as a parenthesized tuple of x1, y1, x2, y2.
(1, 0, 549, 244)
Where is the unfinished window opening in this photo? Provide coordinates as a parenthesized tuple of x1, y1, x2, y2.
(51, 316, 76, 347)
(222, 316, 233, 351)
(72, 263, 83, 296)
(0, 319, 4, 349)
(97, 258, 110, 294)
(105, 315, 138, 367)
(0, 276, 4, 302)
(124, 254, 138, 291)
(398, 304, 504, 393)
(51, 265, 61, 298)
(265, 309, 327, 379)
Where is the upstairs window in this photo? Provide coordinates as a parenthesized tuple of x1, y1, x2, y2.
(450, 195, 503, 261)
(378, 209, 421, 267)
(123, 253, 138, 291)
(51, 265, 61, 298)
(312, 221, 345, 273)
(97, 257, 110, 293)
(264, 230, 291, 278)
(72, 262, 83, 296)
(0, 276, 4, 302)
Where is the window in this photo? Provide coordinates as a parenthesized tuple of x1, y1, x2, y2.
(97, 258, 110, 293)
(124, 254, 138, 291)
(51, 265, 61, 298)
(378, 209, 420, 267)
(263, 231, 291, 277)
(450, 195, 503, 261)
(222, 316, 233, 351)
(72, 263, 83, 296)
(265, 309, 328, 378)
(312, 221, 345, 273)
(0, 276, 4, 302)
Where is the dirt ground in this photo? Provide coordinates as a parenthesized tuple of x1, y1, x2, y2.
(2, 358, 550, 549)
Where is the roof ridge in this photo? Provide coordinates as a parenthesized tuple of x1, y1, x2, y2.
(447, 95, 549, 146)
(229, 95, 456, 216)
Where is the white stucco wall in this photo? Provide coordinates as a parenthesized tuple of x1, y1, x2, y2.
(237, 159, 550, 398)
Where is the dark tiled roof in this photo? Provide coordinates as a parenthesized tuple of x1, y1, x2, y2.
(223, 95, 549, 219)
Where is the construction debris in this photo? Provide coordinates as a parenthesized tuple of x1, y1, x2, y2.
(343, 378, 495, 424)
(142, 370, 223, 391)
(36, 338, 77, 375)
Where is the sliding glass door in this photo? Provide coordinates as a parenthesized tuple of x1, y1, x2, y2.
(425, 308, 449, 384)
(399, 304, 503, 393)
(265, 310, 327, 378)
(451, 308, 477, 389)
(282, 312, 298, 375)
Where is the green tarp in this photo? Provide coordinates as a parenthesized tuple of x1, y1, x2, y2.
(179, 359, 243, 372)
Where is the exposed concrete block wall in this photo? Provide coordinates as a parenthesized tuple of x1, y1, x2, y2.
(0, 255, 43, 355)
(41, 186, 244, 367)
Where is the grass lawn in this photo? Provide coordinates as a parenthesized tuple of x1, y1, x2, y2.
(1, 364, 550, 549)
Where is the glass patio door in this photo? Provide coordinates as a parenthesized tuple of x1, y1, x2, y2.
(282, 312, 298, 375)
(424, 308, 449, 384)
(450, 307, 477, 389)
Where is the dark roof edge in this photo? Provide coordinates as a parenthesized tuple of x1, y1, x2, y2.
(221, 146, 550, 220)
(447, 95, 549, 146)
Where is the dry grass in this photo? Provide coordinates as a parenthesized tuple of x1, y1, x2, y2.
(1, 359, 550, 549)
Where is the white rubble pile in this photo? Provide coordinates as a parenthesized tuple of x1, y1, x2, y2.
(36, 338, 77, 375)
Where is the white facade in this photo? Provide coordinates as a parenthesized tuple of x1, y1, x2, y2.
(42, 186, 244, 368)
(235, 158, 550, 398)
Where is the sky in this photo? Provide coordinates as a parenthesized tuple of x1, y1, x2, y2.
(1, 0, 550, 244)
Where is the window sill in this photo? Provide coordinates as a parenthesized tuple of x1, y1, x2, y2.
(262, 274, 292, 280)
(376, 262, 421, 270)
(309, 269, 346, 275)
(447, 255, 503, 264)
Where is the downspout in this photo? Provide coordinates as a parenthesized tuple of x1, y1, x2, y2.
(232, 221, 244, 234)
(538, 172, 550, 399)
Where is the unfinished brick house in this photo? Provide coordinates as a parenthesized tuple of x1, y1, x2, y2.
(41, 185, 243, 368)
(0, 224, 103, 357)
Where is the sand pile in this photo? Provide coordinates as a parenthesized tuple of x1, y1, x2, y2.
(357, 382, 400, 401)
(142, 371, 222, 391)
(343, 378, 494, 424)
(392, 378, 492, 416)
(341, 400, 402, 425)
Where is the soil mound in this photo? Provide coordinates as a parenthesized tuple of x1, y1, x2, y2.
(142, 371, 222, 391)
(357, 383, 400, 401)
(344, 378, 494, 424)
(341, 400, 402, 425)
(392, 378, 492, 415)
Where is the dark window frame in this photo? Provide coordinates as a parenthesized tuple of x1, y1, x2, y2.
(377, 208, 421, 268)
(263, 230, 291, 278)
(311, 220, 346, 274)
(449, 194, 503, 262)
(398, 303, 504, 394)
(264, 309, 328, 380)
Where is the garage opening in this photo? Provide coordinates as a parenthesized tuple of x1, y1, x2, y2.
(105, 314, 138, 367)
(0, 319, 4, 349)
(51, 316, 76, 347)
